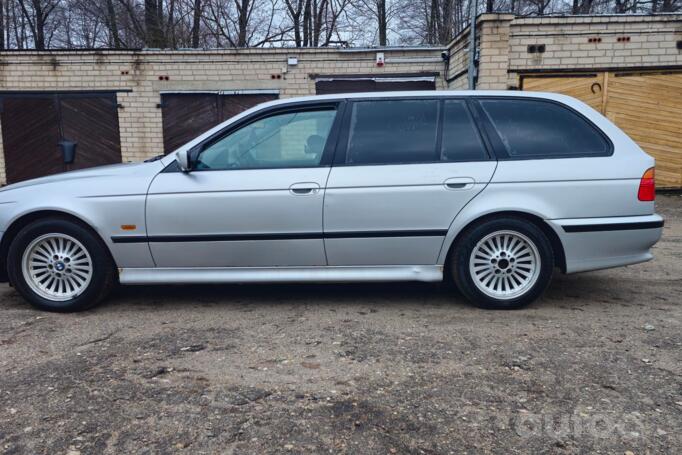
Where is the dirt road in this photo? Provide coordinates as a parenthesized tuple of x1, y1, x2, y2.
(1, 195, 680, 454)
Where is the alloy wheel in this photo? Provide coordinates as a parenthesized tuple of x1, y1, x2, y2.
(468, 230, 541, 300)
(21, 233, 94, 301)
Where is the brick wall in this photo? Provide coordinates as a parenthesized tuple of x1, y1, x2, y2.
(507, 14, 682, 88)
(447, 13, 682, 90)
(445, 28, 471, 89)
(0, 47, 446, 185)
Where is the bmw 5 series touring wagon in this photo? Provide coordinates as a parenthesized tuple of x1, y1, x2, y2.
(0, 91, 663, 312)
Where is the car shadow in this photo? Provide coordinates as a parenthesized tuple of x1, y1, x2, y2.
(105, 280, 467, 312)
(0, 271, 638, 313)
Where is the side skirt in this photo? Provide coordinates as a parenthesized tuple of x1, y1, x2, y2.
(118, 265, 444, 285)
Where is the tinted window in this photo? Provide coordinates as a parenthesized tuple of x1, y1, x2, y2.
(196, 108, 336, 170)
(479, 99, 610, 158)
(441, 100, 487, 161)
(346, 100, 439, 165)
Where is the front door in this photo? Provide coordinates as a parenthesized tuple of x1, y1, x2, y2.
(324, 98, 496, 265)
(146, 103, 342, 268)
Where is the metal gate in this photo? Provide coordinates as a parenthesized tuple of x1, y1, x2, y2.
(314, 73, 438, 94)
(160, 92, 279, 154)
(0, 92, 122, 184)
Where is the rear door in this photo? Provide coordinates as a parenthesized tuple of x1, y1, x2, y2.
(323, 97, 497, 265)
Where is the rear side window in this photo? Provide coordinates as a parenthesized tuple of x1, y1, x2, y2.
(346, 99, 439, 164)
(441, 100, 487, 161)
(478, 99, 610, 159)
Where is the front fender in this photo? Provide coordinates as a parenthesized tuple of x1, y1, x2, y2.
(0, 162, 163, 269)
(0, 194, 155, 269)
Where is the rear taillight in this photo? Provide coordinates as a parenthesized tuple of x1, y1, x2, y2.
(638, 167, 655, 201)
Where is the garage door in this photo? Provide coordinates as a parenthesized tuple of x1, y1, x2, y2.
(160, 92, 278, 153)
(315, 74, 437, 95)
(0, 92, 122, 184)
(522, 71, 682, 188)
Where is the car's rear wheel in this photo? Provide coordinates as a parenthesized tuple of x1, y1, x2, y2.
(451, 217, 554, 309)
(7, 218, 115, 312)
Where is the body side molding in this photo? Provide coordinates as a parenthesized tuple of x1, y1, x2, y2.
(111, 229, 449, 244)
(562, 220, 664, 233)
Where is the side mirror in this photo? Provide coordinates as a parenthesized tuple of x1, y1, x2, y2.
(176, 150, 191, 172)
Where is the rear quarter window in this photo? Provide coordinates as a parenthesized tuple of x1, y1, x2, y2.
(478, 98, 611, 159)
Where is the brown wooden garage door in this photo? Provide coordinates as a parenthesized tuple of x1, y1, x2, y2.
(315, 74, 437, 95)
(0, 92, 122, 184)
(522, 71, 682, 188)
(161, 92, 278, 154)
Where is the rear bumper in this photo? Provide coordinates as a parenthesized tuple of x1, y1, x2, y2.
(547, 214, 663, 274)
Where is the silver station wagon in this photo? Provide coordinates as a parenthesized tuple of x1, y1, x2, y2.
(0, 91, 663, 312)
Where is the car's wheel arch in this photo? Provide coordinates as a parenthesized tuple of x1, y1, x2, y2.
(441, 210, 567, 277)
(0, 210, 115, 283)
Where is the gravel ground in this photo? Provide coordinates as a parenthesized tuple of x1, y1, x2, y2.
(1, 194, 680, 455)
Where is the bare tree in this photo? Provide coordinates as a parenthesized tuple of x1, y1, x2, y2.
(376, 0, 386, 44)
(416, 0, 464, 45)
(0, 0, 679, 50)
(349, 0, 389, 45)
(145, 0, 164, 46)
(190, 0, 201, 46)
(524, 0, 552, 15)
(283, 0, 304, 45)
(115, 0, 146, 45)
(284, 0, 350, 47)
(660, 0, 681, 11)
(0, 0, 5, 49)
(16, 0, 60, 49)
(203, 0, 284, 47)
(572, 0, 594, 13)
(102, 0, 122, 46)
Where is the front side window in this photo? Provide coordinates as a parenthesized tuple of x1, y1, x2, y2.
(479, 99, 610, 159)
(195, 107, 337, 170)
(346, 99, 439, 165)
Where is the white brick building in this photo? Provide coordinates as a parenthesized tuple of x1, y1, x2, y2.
(0, 14, 681, 186)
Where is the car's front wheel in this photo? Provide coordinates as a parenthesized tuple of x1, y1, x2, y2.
(7, 218, 115, 312)
(451, 217, 554, 309)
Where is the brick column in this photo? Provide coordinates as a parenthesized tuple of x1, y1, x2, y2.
(476, 14, 514, 90)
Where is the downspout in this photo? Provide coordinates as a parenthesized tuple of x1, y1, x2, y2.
(467, 0, 478, 90)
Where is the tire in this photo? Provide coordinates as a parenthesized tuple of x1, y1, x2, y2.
(7, 218, 116, 312)
(451, 217, 554, 310)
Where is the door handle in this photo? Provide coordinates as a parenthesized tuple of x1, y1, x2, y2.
(444, 177, 475, 190)
(289, 182, 320, 195)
